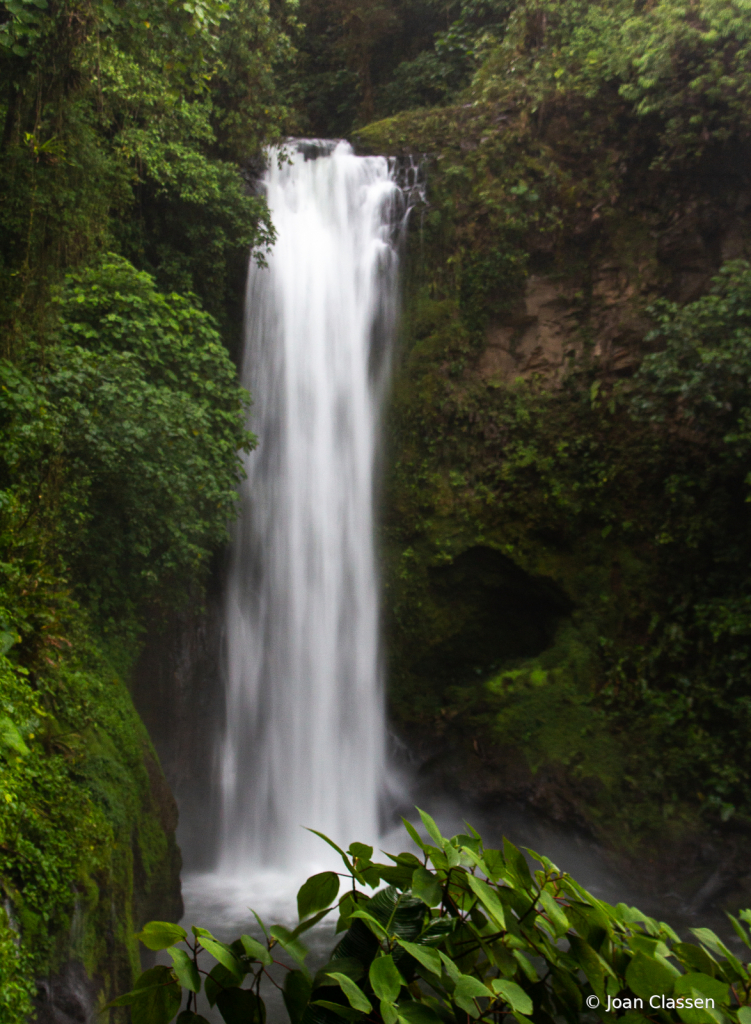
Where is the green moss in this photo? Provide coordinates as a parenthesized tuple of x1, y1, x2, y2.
(0, 592, 180, 1023)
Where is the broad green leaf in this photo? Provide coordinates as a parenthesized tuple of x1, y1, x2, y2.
(200, 937, 243, 980)
(205, 963, 243, 1007)
(349, 843, 374, 861)
(416, 808, 445, 848)
(625, 950, 676, 1001)
(674, 943, 717, 976)
(291, 908, 334, 939)
(369, 955, 404, 1002)
(167, 947, 200, 992)
(192, 926, 214, 939)
(512, 950, 539, 983)
(348, 908, 389, 941)
(453, 975, 490, 1017)
(396, 939, 441, 976)
(105, 974, 173, 1010)
(283, 970, 312, 1024)
(412, 868, 442, 908)
(737, 1008, 751, 1024)
(130, 966, 182, 1024)
(539, 890, 569, 936)
(674, 972, 728, 1007)
(438, 951, 461, 984)
(326, 972, 372, 1012)
(402, 818, 428, 853)
(269, 925, 309, 970)
(491, 979, 533, 1015)
(466, 875, 505, 928)
(380, 1000, 399, 1024)
(241, 934, 272, 966)
(175, 1013, 211, 1024)
(397, 1001, 444, 1024)
(297, 871, 340, 920)
(483, 849, 505, 882)
(503, 841, 534, 890)
(216, 988, 265, 1024)
(691, 928, 746, 977)
(0, 717, 28, 756)
(137, 921, 188, 951)
(315, 958, 365, 988)
(727, 914, 751, 949)
(568, 934, 607, 999)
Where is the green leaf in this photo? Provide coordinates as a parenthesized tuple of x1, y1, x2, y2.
(369, 955, 404, 1002)
(216, 988, 265, 1024)
(438, 951, 461, 984)
(0, 717, 28, 756)
(416, 808, 445, 848)
(326, 973, 373, 1013)
(306, 828, 354, 872)
(466, 875, 505, 928)
(130, 966, 182, 1024)
(402, 818, 428, 853)
(396, 1002, 444, 1024)
(453, 975, 490, 1017)
(137, 921, 188, 951)
(381, 1000, 399, 1024)
(674, 972, 729, 1009)
(175, 1012, 211, 1024)
(567, 934, 607, 1000)
(396, 939, 441, 976)
(411, 868, 442, 908)
(297, 872, 340, 920)
(491, 979, 533, 1015)
(503, 841, 534, 890)
(205, 963, 243, 1007)
(349, 843, 374, 861)
(737, 1008, 751, 1024)
(539, 890, 569, 936)
(269, 925, 309, 970)
(690, 928, 746, 978)
(199, 938, 243, 980)
(512, 951, 539, 984)
(726, 914, 750, 949)
(283, 970, 312, 1024)
(192, 926, 214, 939)
(240, 934, 272, 966)
(167, 947, 200, 992)
(348, 908, 390, 941)
(625, 951, 676, 1001)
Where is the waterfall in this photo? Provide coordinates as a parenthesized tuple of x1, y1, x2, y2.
(218, 140, 402, 876)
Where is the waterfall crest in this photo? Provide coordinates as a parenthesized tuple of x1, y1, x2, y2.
(218, 140, 402, 874)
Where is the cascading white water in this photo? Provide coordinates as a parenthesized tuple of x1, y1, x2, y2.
(218, 140, 402, 877)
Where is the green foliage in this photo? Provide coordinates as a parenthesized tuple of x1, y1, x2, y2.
(0, 257, 253, 622)
(0, 903, 35, 1024)
(474, 0, 751, 166)
(0, 0, 293, 340)
(0, 558, 181, 1020)
(121, 820, 751, 1024)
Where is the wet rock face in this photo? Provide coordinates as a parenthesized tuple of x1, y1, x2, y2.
(130, 575, 225, 870)
(479, 192, 751, 385)
(34, 963, 100, 1024)
(418, 546, 572, 680)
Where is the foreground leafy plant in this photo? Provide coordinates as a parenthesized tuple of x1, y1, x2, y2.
(113, 812, 751, 1024)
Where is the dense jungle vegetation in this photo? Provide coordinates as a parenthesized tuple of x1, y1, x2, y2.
(2, 0, 751, 1019)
